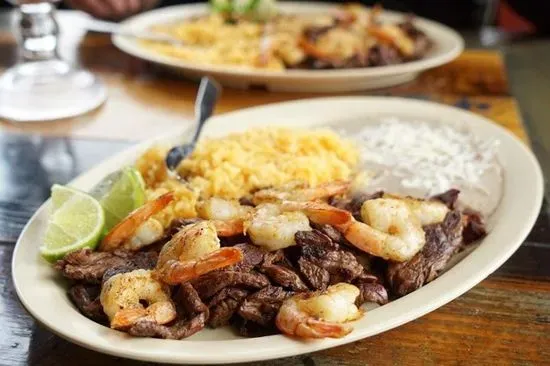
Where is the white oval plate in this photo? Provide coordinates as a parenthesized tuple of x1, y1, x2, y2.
(112, 3, 464, 92)
(13, 98, 542, 364)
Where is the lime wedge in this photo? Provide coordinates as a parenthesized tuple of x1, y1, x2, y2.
(90, 167, 146, 232)
(40, 185, 105, 262)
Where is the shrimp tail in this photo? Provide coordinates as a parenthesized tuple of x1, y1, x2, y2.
(100, 192, 175, 252)
(299, 319, 353, 338)
(253, 180, 350, 204)
(157, 247, 243, 285)
(298, 37, 335, 62)
(316, 180, 351, 198)
(281, 201, 352, 225)
(212, 219, 245, 237)
(368, 24, 414, 57)
(336, 221, 389, 257)
(275, 309, 354, 339)
(111, 301, 177, 330)
(111, 308, 149, 330)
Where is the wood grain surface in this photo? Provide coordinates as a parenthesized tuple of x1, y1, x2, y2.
(0, 10, 548, 366)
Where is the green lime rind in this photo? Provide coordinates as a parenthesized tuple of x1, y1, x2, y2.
(40, 185, 105, 263)
(128, 167, 147, 208)
(90, 167, 146, 232)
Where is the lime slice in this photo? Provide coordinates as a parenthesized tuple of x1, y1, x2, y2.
(90, 167, 146, 232)
(40, 185, 105, 262)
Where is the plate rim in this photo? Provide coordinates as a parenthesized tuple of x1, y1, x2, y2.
(12, 97, 543, 364)
(112, 2, 465, 79)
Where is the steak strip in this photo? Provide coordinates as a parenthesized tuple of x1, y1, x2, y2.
(462, 210, 487, 245)
(260, 264, 308, 291)
(129, 283, 209, 339)
(177, 282, 208, 315)
(227, 243, 267, 272)
(238, 286, 293, 327)
(330, 191, 383, 220)
(55, 248, 157, 284)
(386, 210, 464, 297)
(432, 189, 460, 209)
(192, 270, 270, 300)
(128, 313, 207, 340)
(68, 284, 106, 323)
(295, 230, 365, 284)
(354, 281, 389, 306)
(297, 257, 330, 290)
(207, 288, 250, 328)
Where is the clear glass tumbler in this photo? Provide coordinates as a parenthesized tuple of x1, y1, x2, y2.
(0, 0, 106, 122)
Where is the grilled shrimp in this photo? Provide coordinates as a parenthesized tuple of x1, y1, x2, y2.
(192, 189, 352, 252)
(196, 197, 251, 237)
(100, 192, 174, 252)
(155, 221, 243, 285)
(198, 198, 331, 242)
(252, 180, 350, 205)
(384, 194, 449, 225)
(336, 198, 426, 262)
(245, 203, 311, 251)
(279, 200, 352, 226)
(196, 197, 252, 221)
(283, 197, 425, 262)
(276, 283, 362, 338)
(100, 269, 176, 330)
(368, 24, 415, 57)
(245, 201, 352, 251)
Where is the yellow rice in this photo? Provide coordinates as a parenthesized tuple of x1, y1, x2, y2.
(135, 127, 358, 226)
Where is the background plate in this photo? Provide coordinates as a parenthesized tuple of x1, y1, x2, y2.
(113, 3, 464, 92)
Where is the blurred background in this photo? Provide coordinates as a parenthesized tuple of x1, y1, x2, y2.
(2, 0, 547, 36)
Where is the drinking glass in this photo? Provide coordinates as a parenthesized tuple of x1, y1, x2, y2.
(0, 0, 106, 122)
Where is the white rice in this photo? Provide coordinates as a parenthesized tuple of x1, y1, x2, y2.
(352, 117, 501, 197)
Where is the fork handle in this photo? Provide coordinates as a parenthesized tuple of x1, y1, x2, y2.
(84, 18, 182, 45)
(192, 78, 221, 143)
(85, 18, 121, 33)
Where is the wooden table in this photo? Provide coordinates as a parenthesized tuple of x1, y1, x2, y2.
(1, 10, 549, 366)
